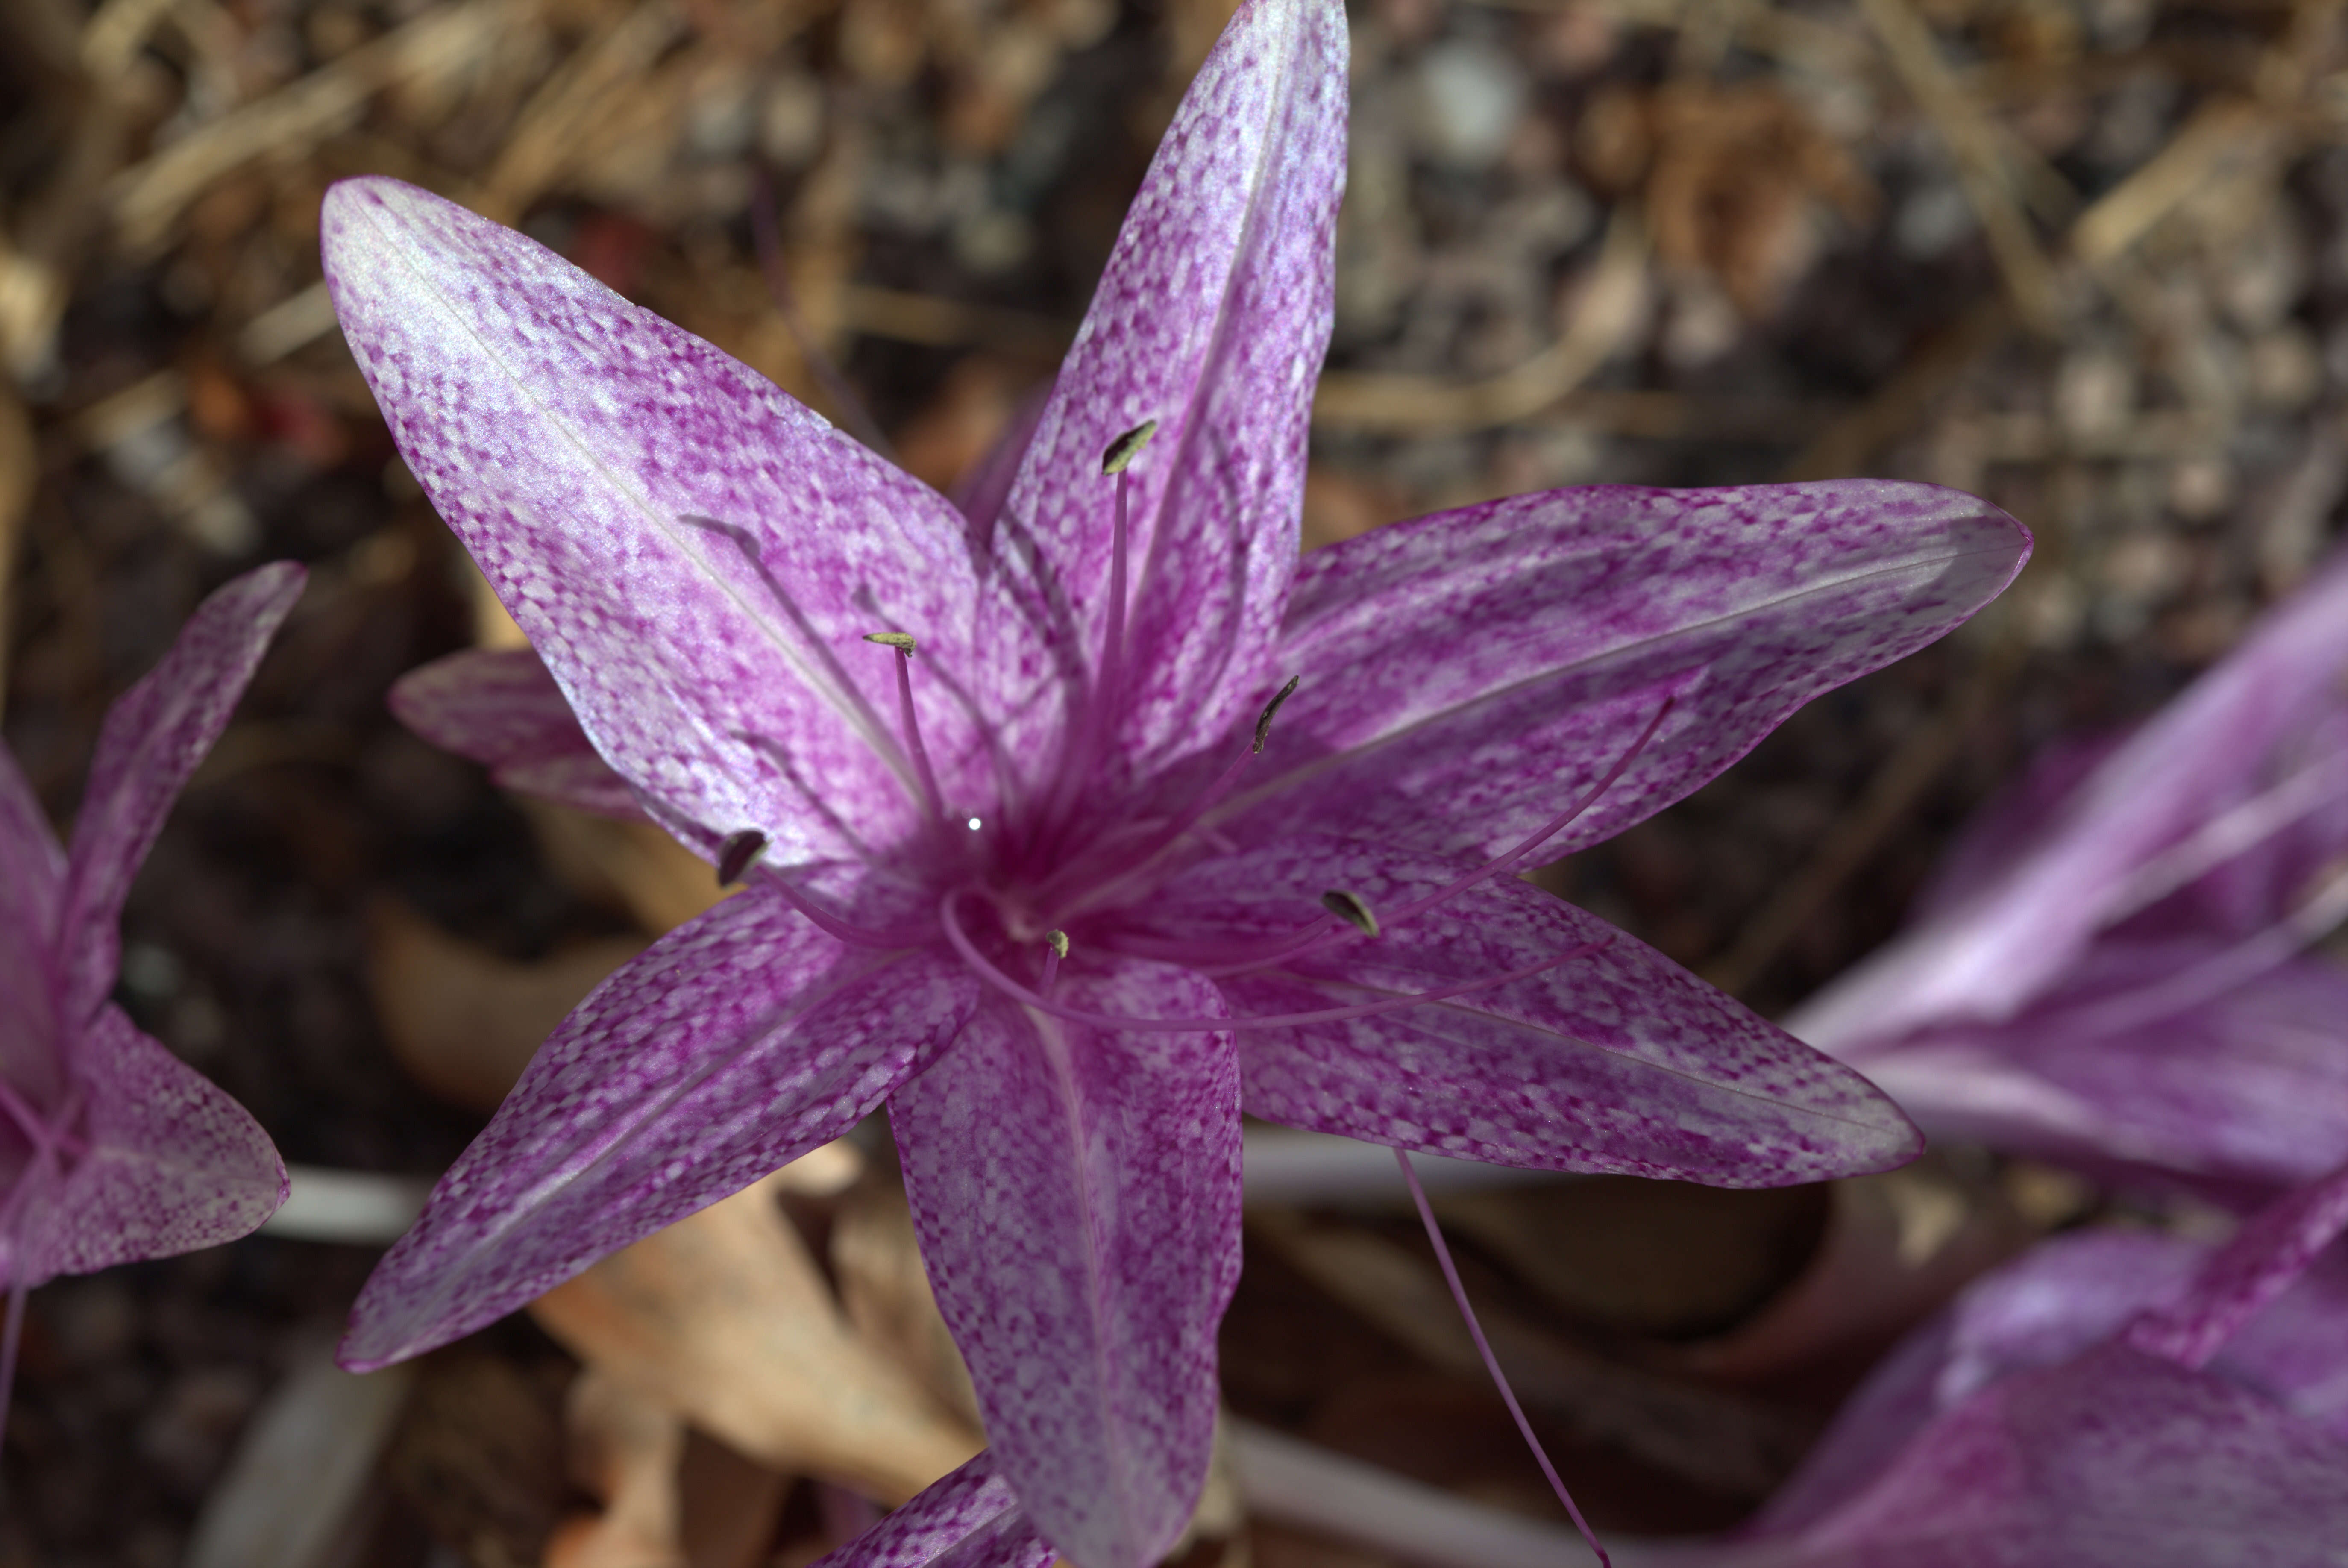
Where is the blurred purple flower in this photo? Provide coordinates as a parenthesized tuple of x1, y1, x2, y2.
(320, 0, 2026, 1558)
(1791, 550, 2348, 1202)
(1698, 1159, 2348, 1566)
(0, 565, 302, 1361)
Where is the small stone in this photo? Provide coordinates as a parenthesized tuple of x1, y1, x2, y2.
(1413, 40, 1527, 172)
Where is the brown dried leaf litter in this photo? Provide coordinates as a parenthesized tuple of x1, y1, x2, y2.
(7, 0, 2348, 1562)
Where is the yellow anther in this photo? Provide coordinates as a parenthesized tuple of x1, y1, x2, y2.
(1101, 420, 1159, 475)
(1320, 890, 1380, 938)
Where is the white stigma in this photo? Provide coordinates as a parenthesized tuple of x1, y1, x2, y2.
(967, 816, 983, 831)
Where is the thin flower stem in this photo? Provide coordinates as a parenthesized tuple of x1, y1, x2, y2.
(940, 891, 1604, 1031)
(1395, 1148, 1613, 1568)
(889, 649, 947, 825)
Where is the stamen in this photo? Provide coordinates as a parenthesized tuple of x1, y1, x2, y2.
(1102, 422, 1159, 475)
(763, 873, 927, 951)
(1204, 697, 1676, 978)
(717, 830, 769, 887)
(868, 633, 945, 822)
(1040, 931, 1068, 994)
(1320, 891, 1380, 938)
(1036, 419, 1161, 849)
(942, 890, 1602, 1033)
(1034, 675, 1302, 917)
(1395, 1150, 1613, 1568)
(1254, 675, 1301, 753)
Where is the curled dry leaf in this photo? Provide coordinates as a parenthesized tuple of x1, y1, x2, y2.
(520, 798, 731, 936)
(830, 1173, 983, 1430)
(528, 1169, 985, 1505)
(1676, 1157, 2036, 1379)
(1247, 1207, 1810, 1500)
(547, 1369, 690, 1568)
(366, 897, 645, 1112)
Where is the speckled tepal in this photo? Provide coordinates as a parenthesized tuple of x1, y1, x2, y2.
(319, 0, 2028, 1562)
(0, 566, 301, 1352)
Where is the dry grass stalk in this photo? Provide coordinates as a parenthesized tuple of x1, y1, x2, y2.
(1857, 0, 2063, 333)
(105, 0, 502, 253)
(1311, 209, 1649, 435)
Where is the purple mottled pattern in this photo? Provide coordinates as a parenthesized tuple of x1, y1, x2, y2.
(323, 0, 2036, 1558)
(976, 0, 1346, 802)
(809, 1453, 1056, 1568)
(57, 562, 304, 1020)
(1701, 1163, 2348, 1566)
(1, 565, 299, 1293)
(2129, 1160, 2348, 1368)
(340, 890, 976, 1369)
(1797, 546, 2348, 1052)
(1865, 946, 2348, 1194)
(1139, 836, 1917, 1183)
(1227, 481, 2026, 861)
(1761, 1343, 2348, 1567)
(1787, 547, 2348, 1204)
(15, 1006, 286, 1282)
(892, 968, 1240, 1568)
(390, 648, 643, 818)
(322, 178, 1000, 867)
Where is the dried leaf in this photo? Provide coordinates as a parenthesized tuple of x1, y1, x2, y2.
(520, 798, 730, 934)
(1249, 1209, 1808, 1499)
(366, 898, 644, 1112)
(829, 1174, 982, 1430)
(546, 1370, 690, 1568)
(1676, 1159, 2034, 1379)
(530, 1170, 984, 1504)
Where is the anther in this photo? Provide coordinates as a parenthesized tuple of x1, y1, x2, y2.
(717, 829, 769, 887)
(1101, 420, 1159, 474)
(868, 629, 944, 820)
(1046, 930, 1071, 958)
(1320, 890, 1380, 938)
(1254, 675, 1300, 753)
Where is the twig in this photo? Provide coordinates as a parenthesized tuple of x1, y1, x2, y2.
(106, 1, 499, 253)
(1779, 297, 2008, 481)
(1311, 208, 1649, 435)
(1857, 0, 2063, 334)
(1702, 625, 2031, 999)
(2069, 99, 2280, 270)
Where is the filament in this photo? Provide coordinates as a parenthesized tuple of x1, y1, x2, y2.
(941, 891, 1603, 1033)
(1184, 698, 1675, 978)
(761, 873, 928, 951)
(885, 646, 947, 824)
(1396, 1149, 1612, 1568)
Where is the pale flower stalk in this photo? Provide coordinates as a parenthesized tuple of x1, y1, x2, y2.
(320, 0, 2028, 1560)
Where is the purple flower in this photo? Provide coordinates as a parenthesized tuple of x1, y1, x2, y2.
(1700, 1159, 2348, 1566)
(1790, 549, 2348, 1201)
(0, 565, 302, 1317)
(320, 0, 2025, 1559)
